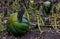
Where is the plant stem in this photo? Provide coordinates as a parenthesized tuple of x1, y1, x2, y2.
(36, 11, 42, 33)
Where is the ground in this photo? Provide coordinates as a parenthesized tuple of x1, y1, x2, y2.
(0, 14, 60, 39)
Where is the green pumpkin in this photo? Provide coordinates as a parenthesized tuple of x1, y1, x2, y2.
(6, 12, 29, 36)
(43, 1, 52, 14)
